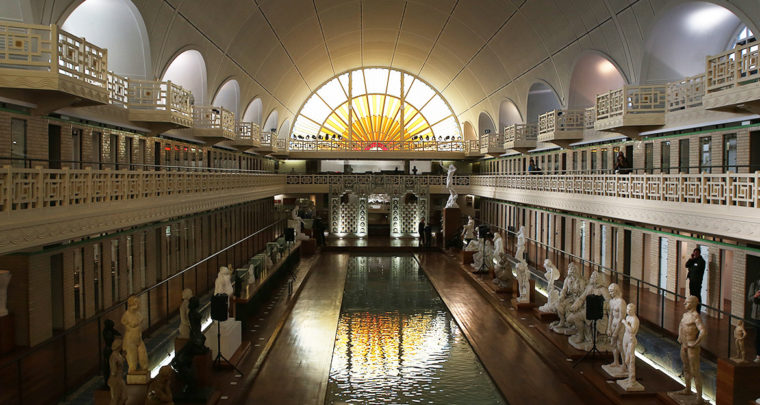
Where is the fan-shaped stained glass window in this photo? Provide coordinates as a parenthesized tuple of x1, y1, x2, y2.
(291, 68, 462, 152)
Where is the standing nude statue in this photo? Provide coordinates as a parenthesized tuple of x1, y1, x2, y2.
(602, 283, 627, 377)
(515, 226, 526, 261)
(443, 163, 457, 190)
(515, 260, 531, 303)
(732, 320, 747, 363)
(538, 259, 560, 313)
(121, 295, 149, 373)
(178, 289, 193, 339)
(107, 338, 128, 405)
(671, 296, 706, 402)
(617, 303, 644, 391)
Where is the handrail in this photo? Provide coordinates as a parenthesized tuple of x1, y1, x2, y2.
(287, 139, 464, 152)
(706, 40, 759, 93)
(127, 79, 193, 119)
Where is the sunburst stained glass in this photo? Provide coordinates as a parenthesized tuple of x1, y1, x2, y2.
(291, 68, 462, 151)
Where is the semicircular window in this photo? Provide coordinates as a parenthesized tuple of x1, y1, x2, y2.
(291, 68, 462, 151)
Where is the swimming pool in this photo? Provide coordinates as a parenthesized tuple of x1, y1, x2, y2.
(325, 255, 507, 404)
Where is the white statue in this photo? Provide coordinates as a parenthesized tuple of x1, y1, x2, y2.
(462, 216, 476, 243)
(602, 283, 628, 378)
(443, 163, 457, 190)
(566, 271, 611, 351)
(120, 295, 149, 373)
(178, 289, 193, 339)
(538, 259, 560, 313)
(471, 238, 493, 272)
(672, 295, 705, 401)
(617, 303, 644, 392)
(215, 266, 234, 297)
(264, 254, 273, 270)
(515, 225, 526, 261)
(445, 188, 459, 209)
(0, 270, 10, 317)
(464, 239, 480, 252)
(107, 338, 128, 405)
(515, 260, 531, 303)
(290, 207, 304, 233)
(492, 233, 506, 264)
(550, 263, 587, 334)
(732, 320, 747, 363)
(247, 264, 256, 284)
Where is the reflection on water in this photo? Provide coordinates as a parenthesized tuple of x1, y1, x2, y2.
(325, 256, 506, 404)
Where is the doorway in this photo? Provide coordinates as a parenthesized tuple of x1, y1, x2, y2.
(48, 124, 61, 169)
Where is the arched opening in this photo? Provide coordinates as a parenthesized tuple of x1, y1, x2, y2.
(212, 79, 241, 118)
(243, 98, 263, 125)
(161, 50, 207, 105)
(264, 110, 279, 134)
(462, 121, 477, 141)
(568, 52, 626, 108)
(478, 112, 496, 135)
(498, 99, 522, 130)
(278, 119, 291, 140)
(526, 82, 561, 123)
(641, 1, 750, 83)
(60, 0, 151, 78)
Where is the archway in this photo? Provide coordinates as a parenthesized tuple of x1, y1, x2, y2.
(61, 0, 151, 78)
(243, 98, 263, 125)
(498, 99, 522, 131)
(526, 82, 561, 123)
(264, 110, 279, 134)
(161, 50, 207, 105)
(568, 52, 626, 108)
(478, 112, 496, 135)
(212, 79, 241, 117)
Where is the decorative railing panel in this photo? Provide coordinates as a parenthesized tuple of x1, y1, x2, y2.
(596, 85, 666, 120)
(128, 79, 192, 117)
(107, 71, 128, 107)
(56, 29, 108, 88)
(667, 74, 705, 111)
(287, 139, 463, 152)
(538, 110, 585, 135)
(193, 106, 235, 133)
(584, 107, 595, 129)
(260, 131, 273, 147)
(236, 122, 253, 141)
(706, 41, 760, 93)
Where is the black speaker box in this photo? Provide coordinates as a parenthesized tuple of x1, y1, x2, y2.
(585, 294, 604, 321)
(210, 294, 229, 321)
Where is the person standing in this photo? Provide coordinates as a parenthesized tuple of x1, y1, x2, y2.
(424, 223, 433, 248)
(685, 248, 706, 312)
(418, 219, 426, 246)
(614, 151, 631, 174)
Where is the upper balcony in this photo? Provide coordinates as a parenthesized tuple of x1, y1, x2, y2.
(285, 137, 465, 159)
(465, 139, 483, 157)
(503, 124, 537, 153)
(271, 138, 289, 157)
(0, 21, 109, 114)
(184, 105, 236, 144)
(537, 109, 585, 148)
(231, 121, 259, 151)
(126, 79, 193, 134)
(702, 41, 760, 114)
(594, 85, 666, 138)
(256, 131, 274, 154)
(479, 133, 505, 156)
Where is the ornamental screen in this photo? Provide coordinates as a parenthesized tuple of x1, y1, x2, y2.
(291, 68, 462, 152)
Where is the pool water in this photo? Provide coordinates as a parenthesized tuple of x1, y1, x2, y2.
(325, 256, 507, 404)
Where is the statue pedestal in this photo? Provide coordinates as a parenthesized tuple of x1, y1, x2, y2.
(716, 358, 760, 405)
(204, 319, 241, 361)
(601, 363, 628, 379)
(666, 391, 707, 405)
(511, 279, 536, 310)
(0, 314, 14, 355)
(532, 308, 559, 322)
(442, 208, 461, 248)
(126, 370, 150, 385)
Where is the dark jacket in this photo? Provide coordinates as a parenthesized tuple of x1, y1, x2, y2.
(685, 255, 706, 285)
(418, 221, 425, 235)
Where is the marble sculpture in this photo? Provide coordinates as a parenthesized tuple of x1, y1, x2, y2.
(537, 259, 560, 313)
(178, 289, 193, 339)
(215, 267, 234, 297)
(672, 295, 706, 402)
(462, 216, 476, 244)
(515, 260, 531, 303)
(550, 263, 586, 334)
(102, 319, 121, 387)
(515, 225, 526, 261)
(566, 271, 610, 351)
(617, 303, 644, 391)
(602, 283, 627, 378)
(732, 320, 747, 363)
(471, 238, 493, 272)
(443, 163, 459, 209)
(145, 366, 174, 405)
(107, 338, 128, 405)
(120, 295, 149, 373)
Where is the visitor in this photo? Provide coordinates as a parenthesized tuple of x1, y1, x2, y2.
(614, 151, 631, 174)
(685, 248, 706, 312)
(528, 158, 537, 174)
(314, 217, 325, 246)
(412, 166, 418, 175)
(424, 224, 433, 248)
(418, 219, 426, 246)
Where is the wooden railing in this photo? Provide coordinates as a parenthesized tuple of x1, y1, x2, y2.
(706, 41, 760, 93)
(193, 105, 235, 134)
(537, 110, 585, 136)
(128, 79, 193, 118)
(0, 21, 108, 90)
(667, 74, 706, 111)
(596, 85, 667, 120)
(107, 71, 128, 107)
(0, 166, 284, 212)
(503, 124, 537, 146)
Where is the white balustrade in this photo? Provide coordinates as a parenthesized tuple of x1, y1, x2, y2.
(667, 74, 706, 112)
(706, 41, 760, 93)
(286, 139, 464, 152)
(584, 107, 595, 129)
(107, 71, 128, 107)
(128, 79, 192, 117)
(193, 106, 235, 133)
(596, 85, 667, 120)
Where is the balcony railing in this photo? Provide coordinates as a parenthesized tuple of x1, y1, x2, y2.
(706, 41, 760, 93)
(537, 110, 585, 140)
(287, 139, 464, 152)
(260, 131, 273, 148)
(503, 124, 537, 151)
(106, 71, 128, 107)
(596, 85, 667, 120)
(465, 139, 481, 155)
(0, 21, 108, 99)
(584, 107, 595, 129)
(192, 105, 236, 140)
(667, 74, 706, 112)
(128, 79, 193, 118)
(0, 166, 284, 213)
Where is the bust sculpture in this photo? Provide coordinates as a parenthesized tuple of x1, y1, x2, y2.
(102, 319, 122, 386)
(672, 296, 705, 401)
(120, 295, 149, 373)
(566, 271, 611, 350)
(602, 283, 627, 377)
(617, 303, 644, 391)
(107, 338, 128, 405)
(515, 260, 531, 303)
(550, 263, 587, 334)
(538, 259, 560, 313)
(0, 270, 10, 317)
(178, 289, 193, 339)
(732, 320, 747, 363)
(145, 366, 174, 405)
